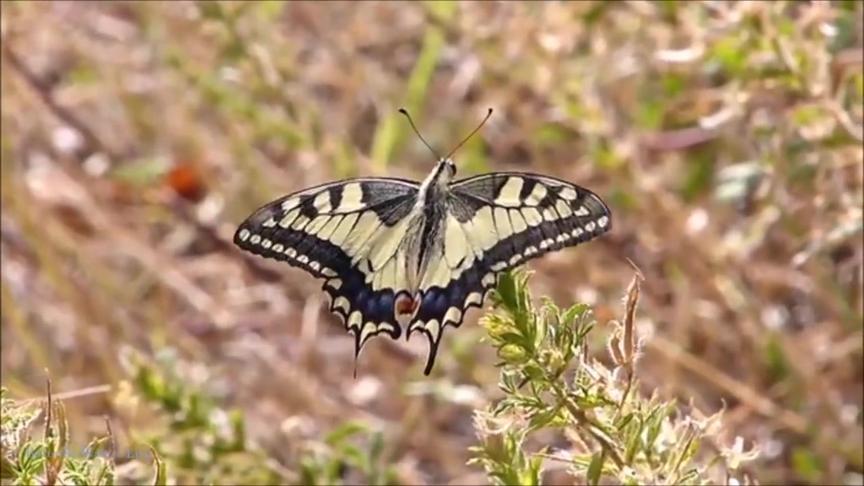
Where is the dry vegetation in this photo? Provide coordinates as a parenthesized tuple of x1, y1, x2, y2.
(1, 1, 862, 484)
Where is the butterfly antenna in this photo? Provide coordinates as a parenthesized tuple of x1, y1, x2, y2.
(445, 107, 493, 160)
(398, 108, 441, 159)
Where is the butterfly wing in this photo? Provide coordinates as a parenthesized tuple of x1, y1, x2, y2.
(408, 172, 611, 374)
(234, 178, 420, 362)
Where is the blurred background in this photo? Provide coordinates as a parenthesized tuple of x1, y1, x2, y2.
(1, 1, 862, 484)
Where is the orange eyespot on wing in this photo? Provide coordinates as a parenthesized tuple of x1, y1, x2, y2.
(395, 293, 419, 316)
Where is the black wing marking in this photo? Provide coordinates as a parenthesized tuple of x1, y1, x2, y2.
(407, 172, 611, 374)
(234, 177, 419, 366)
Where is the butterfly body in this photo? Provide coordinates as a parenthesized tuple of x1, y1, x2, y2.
(405, 159, 456, 291)
(234, 157, 610, 374)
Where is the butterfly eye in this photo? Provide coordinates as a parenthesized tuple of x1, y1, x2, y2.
(446, 160, 457, 176)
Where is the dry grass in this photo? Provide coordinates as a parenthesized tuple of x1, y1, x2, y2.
(1, 1, 862, 484)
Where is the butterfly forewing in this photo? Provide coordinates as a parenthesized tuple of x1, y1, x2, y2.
(451, 172, 612, 264)
(234, 178, 420, 357)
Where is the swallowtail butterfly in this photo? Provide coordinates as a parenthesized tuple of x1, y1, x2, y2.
(234, 109, 611, 375)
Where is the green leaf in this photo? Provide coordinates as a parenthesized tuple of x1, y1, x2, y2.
(17, 441, 45, 476)
(676, 468, 701, 485)
(533, 123, 571, 146)
(615, 413, 636, 431)
(680, 147, 715, 201)
(560, 303, 589, 328)
(150, 446, 168, 486)
(525, 453, 544, 486)
(83, 437, 109, 460)
(643, 403, 670, 450)
(587, 450, 605, 486)
(709, 35, 747, 76)
(792, 447, 823, 483)
(635, 98, 665, 130)
(109, 158, 167, 187)
(255, 0, 284, 21)
(339, 444, 367, 471)
(763, 333, 790, 381)
(497, 331, 529, 346)
(229, 409, 246, 452)
(368, 431, 386, 484)
(661, 72, 686, 97)
(425, 0, 457, 19)
(324, 421, 367, 447)
(197, 1, 225, 20)
(495, 272, 520, 313)
(527, 406, 562, 431)
(499, 343, 529, 363)
(624, 418, 642, 464)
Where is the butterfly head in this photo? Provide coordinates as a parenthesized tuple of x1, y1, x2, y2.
(441, 158, 456, 179)
(428, 157, 457, 189)
(399, 106, 491, 189)
(398, 106, 491, 179)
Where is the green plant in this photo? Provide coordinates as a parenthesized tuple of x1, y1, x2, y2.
(0, 384, 165, 486)
(1, 354, 400, 486)
(470, 271, 759, 485)
(114, 348, 395, 486)
(114, 348, 282, 485)
(298, 421, 396, 486)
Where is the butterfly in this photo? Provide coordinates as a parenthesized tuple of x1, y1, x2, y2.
(234, 109, 611, 375)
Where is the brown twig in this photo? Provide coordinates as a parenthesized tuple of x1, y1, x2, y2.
(43, 371, 53, 441)
(2, 43, 113, 160)
(104, 416, 116, 465)
(25, 384, 112, 404)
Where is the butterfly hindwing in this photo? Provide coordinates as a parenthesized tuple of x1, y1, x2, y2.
(407, 172, 612, 373)
(234, 178, 419, 359)
(408, 263, 486, 374)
